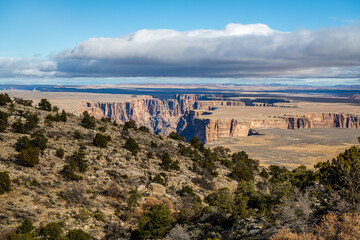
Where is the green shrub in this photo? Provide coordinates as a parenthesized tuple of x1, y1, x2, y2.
(38, 222, 63, 240)
(160, 152, 180, 171)
(0, 171, 11, 195)
(152, 174, 165, 186)
(178, 185, 196, 198)
(52, 106, 59, 112)
(139, 126, 150, 133)
(0, 93, 12, 106)
(260, 168, 269, 179)
(81, 111, 96, 129)
(230, 151, 259, 181)
(24, 112, 39, 130)
(38, 99, 52, 111)
(18, 147, 40, 167)
(12, 119, 27, 134)
(190, 136, 204, 152)
(93, 133, 111, 148)
(60, 165, 83, 181)
(316, 146, 360, 203)
(168, 132, 185, 141)
(69, 149, 87, 173)
(15, 136, 31, 151)
(94, 210, 107, 222)
(66, 229, 91, 240)
(124, 120, 137, 129)
(55, 148, 64, 159)
(146, 151, 153, 159)
(150, 141, 158, 148)
(124, 137, 140, 156)
(15, 131, 48, 152)
(29, 131, 48, 151)
(0, 110, 8, 132)
(55, 110, 67, 122)
(16, 218, 34, 234)
(136, 204, 173, 239)
(127, 189, 141, 212)
(13, 97, 33, 106)
(73, 130, 83, 140)
(206, 187, 234, 214)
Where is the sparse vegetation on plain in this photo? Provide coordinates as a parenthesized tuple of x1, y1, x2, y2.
(0, 93, 360, 239)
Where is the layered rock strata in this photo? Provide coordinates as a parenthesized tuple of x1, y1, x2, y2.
(178, 111, 360, 143)
(85, 95, 246, 136)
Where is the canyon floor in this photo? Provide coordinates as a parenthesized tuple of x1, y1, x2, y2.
(206, 128, 360, 169)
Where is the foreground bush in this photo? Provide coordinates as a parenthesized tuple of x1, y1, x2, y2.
(0, 110, 8, 132)
(93, 133, 111, 148)
(66, 229, 91, 240)
(38, 99, 52, 111)
(135, 204, 173, 239)
(124, 137, 140, 155)
(0, 93, 12, 106)
(18, 147, 40, 167)
(81, 111, 96, 129)
(0, 171, 11, 195)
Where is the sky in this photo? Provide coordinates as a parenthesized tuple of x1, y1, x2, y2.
(0, 0, 360, 85)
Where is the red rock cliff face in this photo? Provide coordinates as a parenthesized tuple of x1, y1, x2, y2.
(178, 111, 360, 143)
(86, 95, 199, 135)
(85, 95, 246, 136)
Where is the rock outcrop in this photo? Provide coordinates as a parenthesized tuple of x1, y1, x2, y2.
(178, 111, 360, 143)
(85, 95, 200, 135)
(85, 95, 246, 136)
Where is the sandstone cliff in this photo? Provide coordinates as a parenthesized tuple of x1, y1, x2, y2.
(85, 95, 246, 136)
(178, 111, 360, 143)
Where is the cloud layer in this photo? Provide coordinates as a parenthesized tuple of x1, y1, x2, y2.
(2, 23, 360, 79)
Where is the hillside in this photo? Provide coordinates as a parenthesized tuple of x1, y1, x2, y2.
(1, 93, 360, 240)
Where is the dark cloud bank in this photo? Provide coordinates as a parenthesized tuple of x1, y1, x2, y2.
(1, 23, 360, 79)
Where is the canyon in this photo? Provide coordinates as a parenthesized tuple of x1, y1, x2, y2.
(3, 90, 360, 144)
(84, 94, 360, 143)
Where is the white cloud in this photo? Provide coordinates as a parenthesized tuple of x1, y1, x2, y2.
(0, 57, 56, 78)
(2, 23, 360, 79)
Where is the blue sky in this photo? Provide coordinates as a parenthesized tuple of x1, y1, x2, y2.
(1, 0, 359, 58)
(0, 0, 359, 84)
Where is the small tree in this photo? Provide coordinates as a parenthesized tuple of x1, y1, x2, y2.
(124, 137, 140, 156)
(93, 133, 111, 148)
(127, 189, 141, 212)
(69, 149, 87, 173)
(0, 171, 11, 195)
(73, 130, 83, 140)
(55, 148, 65, 159)
(38, 222, 63, 239)
(30, 131, 48, 151)
(66, 229, 91, 240)
(12, 119, 27, 134)
(81, 111, 96, 129)
(139, 126, 150, 133)
(0, 93, 12, 106)
(124, 120, 137, 130)
(18, 147, 40, 167)
(152, 174, 165, 186)
(0, 110, 8, 132)
(24, 113, 39, 132)
(137, 204, 173, 239)
(168, 132, 185, 141)
(16, 218, 34, 234)
(38, 99, 52, 111)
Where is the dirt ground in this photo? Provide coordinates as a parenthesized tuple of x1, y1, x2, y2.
(206, 128, 360, 169)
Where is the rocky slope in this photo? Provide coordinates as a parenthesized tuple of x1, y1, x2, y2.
(0, 98, 240, 239)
